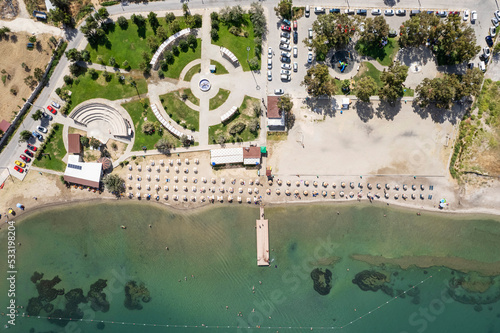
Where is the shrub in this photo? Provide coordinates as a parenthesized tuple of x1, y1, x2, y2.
(88, 68, 98, 79)
(164, 51, 174, 64)
(142, 121, 155, 134)
(211, 29, 219, 40)
(109, 56, 116, 67)
(158, 70, 164, 78)
(249, 119, 259, 133)
(211, 19, 219, 30)
(117, 16, 128, 29)
(179, 40, 189, 52)
(63, 75, 73, 85)
(165, 12, 176, 24)
(229, 122, 246, 135)
(229, 26, 241, 36)
(121, 60, 129, 69)
(172, 45, 180, 56)
(210, 12, 219, 21)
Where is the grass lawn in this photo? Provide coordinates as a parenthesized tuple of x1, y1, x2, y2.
(210, 59, 229, 75)
(209, 88, 230, 110)
(180, 88, 199, 106)
(160, 91, 199, 131)
(353, 62, 413, 98)
(163, 39, 201, 79)
(85, 17, 188, 69)
(122, 98, 182, 151)
(64, 71, 147, 114)
(33, 124, 67, 172)
(212, 14, 260, 71)
(355, 38, 399, 67)
(208, 95, 260, 143)
(183, 63, 200, 81)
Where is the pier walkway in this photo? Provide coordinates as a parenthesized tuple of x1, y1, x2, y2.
(256, 206, 269, 266)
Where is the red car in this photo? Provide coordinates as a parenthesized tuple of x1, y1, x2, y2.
(47, 105, 57, 114)
(27, 144, 37, 151)
(281, 25, 291, 32)
(14, 165, 24, 173)
(24, 149, 34, 157)
(20, 154, 31, 163)
(293, 20, 298, 30)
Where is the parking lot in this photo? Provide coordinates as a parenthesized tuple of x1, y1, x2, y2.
(265, 4, 497, 97)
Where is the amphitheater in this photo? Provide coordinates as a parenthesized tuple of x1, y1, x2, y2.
(70, 100, 132, 142)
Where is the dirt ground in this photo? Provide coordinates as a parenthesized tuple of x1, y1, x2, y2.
(0, 0, 20, 20)
(68, 126, 128, 162)
(0, 32, 55, 122)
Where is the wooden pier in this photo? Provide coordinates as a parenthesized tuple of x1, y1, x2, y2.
(256, 206, 269, 266)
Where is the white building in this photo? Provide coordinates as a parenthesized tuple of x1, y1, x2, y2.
(63, 155, 103, 188)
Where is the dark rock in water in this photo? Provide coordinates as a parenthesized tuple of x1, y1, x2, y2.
(36, 276, 64, 302)
(65, 288, 86, 304)
(27, 297, 43, 316)
(406, 286, 420, 297)
(43, 303, 54, 313)
(124, 281, 151, 310)
(411, 296, 421, 305)
(423, 270, 428, 275)
(352, 270, 388, 292)
(31, 272, 44, 284)
(97, 322, 105, 330)
(381, 285, 394, 297)
(87, 279, 110, 313)
(48, 309, 70, 327)
(392, 272, 399, 277)
(396, 289, 405, 299)
(310, 268, 333, 296)
(29, 328, 35, 333)
(474, 304, 483, 312)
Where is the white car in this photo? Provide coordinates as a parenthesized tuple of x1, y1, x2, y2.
(267, 58, 272, 69)
(51, 101, 60, 109)
(307, 52, 313, 63)
(483, 46, 491, 58)
(463, 10, 469, 21)
(371, 9, 381, 15)
(37, 126, 48, 133)
(471, 10, 477, 22)
(281, 51, 291, 58)
(280, 32, 290, 39)
(384, 9, 394, 16)
(281, 63, 291, 70)
(490, 26, 497, 37)
(281, 69, 291, 75)
(395, 9, 406, 16)
(274, 89, 284, 95)
(293, 46, 298, 57)
(280, 43, 291, 51)
(268, 47, 272, 59)
(314, 7, 325, 14)
(492, 18, 499, 27)
(293, 62, 298, 72)
(495, 10, 500, 21)
(267, 70, 272, 81)
(478, 60, 486, 72)
(280, 37, 289, 44)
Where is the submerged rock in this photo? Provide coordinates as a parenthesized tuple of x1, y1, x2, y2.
(352, 270, 388, 292)
(31, 272, 44, 284)
(87, 279, 110, 313)
(124, 281, 151, 310)
(310, 268, 333, 296)
(97, 322, 105, 330)
(26, 297, 43, 316)
(36, 276, 64, 302)
(65, 288, 87, 305)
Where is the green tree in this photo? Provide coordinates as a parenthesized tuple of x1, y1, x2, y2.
(274, 0, 292, 20)
(182, 3, 190, 17)
(307, 13, 356, 59)
(170, 19, 181, 34)
(248, 56, 259, 70)
(103, 174, 125, 194)
(360, 16, 389, 46)
(146, 35, 158, 51)
(117, 16, 128, 29)
(155, 137, 173, 150)
(157, 26, 167, 41)
(211, 28, 219, 40)
(399, 13, 440, 47)
(378, 61, 409, 104)
(109, 56, 116, 67)
(435, 15, 480, 64)
(122, 60, 129, 69)
(34, 68, 44, 81)
(165, 12, 176, 24)
(355, 76, 377, 102)
(142, 121, 155, 134)
(96, 7, 109, 24)
(164, 51, 174, 64)
(219, 5, 244, 25)
(80, 136, 89, 147)
(179, 40, 188, 52)
(277, 94, 293, 112)
(301, 64, 335, 97)
(19, 130, 32, 142)
(457, 68, 483, 99)
(341, 79, 350, 93)
(250, 2, 266, 37)
(32, 109, 43, 121)
(187, 34, 197, 49)
(88, 68, 98, 79)
(65, 48, 82, 62)
(81, 50, 90, 62)
(415, 75, 461, 109)
(132, 14, 146, 27)
(181, 134, 191, 147)
(0, 26, 10, 39)
(148, 12, 159, 33)
(249, 119, 259, 133)
(89, 137, 101, 149)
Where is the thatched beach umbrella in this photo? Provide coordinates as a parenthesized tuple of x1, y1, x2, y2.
(221, 178, 226, 184)
(313, 181, 318, 187)
(160, 160, 164, 166)
(228, 195, 233, 202)
(296, 181, 300, 186)
(231, 178, 236, 184)
(202, 177, 207, 183)
(191, 196, 196, 202)
(185, 158, 189, 164)
(201, 196, 206, 202)
(240, 179, 245, 185)
(255, 179, 260, 185)
(175, 166, 179, 173)
(294, 190, 299, 195)
(303, 190, 308, 196)
(331, 191, 335, 197)
(305, 180, 309, 186)
(195, 158, 199, 165)
(183, 176, 188, 182)
(164, 194, 168, 199)
(169, 160, 173, 166)
(394, 194, 399, 199)
(268, 180, 273, 185)
(212, 178, 217, 184)
(322, 182, 328, 187)
(138, 165, 142, 171)
(147, 166, 152, 172)
(174, 186, 178, 191)
(136, 183, 141, 189)
(276, 189, 281, 195)
(350, 182, 354, 189)
(411, 193, 416, 199)
(377, 183, 381, 189)
(322, 191, 327, 197)
(183, 186, 188, 192)
(385, 193, 389, 199)
(183, 195, 188, 201)
(164, 186, 169, 191)
(184, 167, 189, 173)
(174, 195, 179, 201)
(285, 189, 291, 196)
(129, 165, 133, 170)
(247, 197, 252, 203)
(146, 184, 151, 191)
(147, 174, 151, 181)
(166, 166, 170, 173)
(403, 184, 408, 191)
(229, 187, 234, 193)
(340, 191, 344, 197)
(412, 184, 416, 190)
(332, 183, 336, 188)
(128, 174, 132, 180)
(193, 167, 198, 174)
(192, 186, 197, 192)
(367, 183, 372, 189)
(237, 196, 242, 202)
(174, 176, 178, 182)
(277, 180, 282, 186)
(341, 182, 346, 188)
(137, 175, 141, 181)
(248, 188, 253, 194)
(266, 189, 271, 195)
(136, 192, 141, 198)
(286, 180, 291, 186)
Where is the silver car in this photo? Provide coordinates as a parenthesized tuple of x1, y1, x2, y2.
(281, 63, 291, 70)
(51, 101, 61, 109)
(384, 9, 394, 16)
(37, 126, 48, 133)
(293, 62, 298, 72)
(267, 58, 272, 69)
(267, 70, 272, 81)
(281, 69, 291, 75)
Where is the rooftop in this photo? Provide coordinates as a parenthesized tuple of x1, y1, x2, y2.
(68, 133, 81, 154)
(267, 96, 282, 119)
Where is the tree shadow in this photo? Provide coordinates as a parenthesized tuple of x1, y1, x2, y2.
(375, 100, 402, 120)
(303, 97, 337, 117)
(10, 34, 17, 43)
(396, 46, 435, 67)
(384, 0, 397, 6)
(355, 100, 374, 122)
(412, 100, 467, 125)
(63, 28, 78, 42)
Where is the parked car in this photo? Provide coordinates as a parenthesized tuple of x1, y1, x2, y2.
(37, 126, 47, 133)
(486, 35, 494, 47)
(436, 11, 447, 17)
(492, 18, 499, 27)
(293, 62, 298, 72)
(345, 8, 355, 15)
(371, 9, 381, 15)
(281, 25, 291, 32)
(293, 20, 297, 30)
(267, 58, 272, 69)
(426, 11, 434, 15)
(283, 19, 291, 26)
(495, 10, 500, 21)
(293, 31, 298, 44)
(281, 63, 291, 70)
(410, 10, 421, 16)
(280, 43, 291, 51)
(267, 70, 272, 81)
(483, 47, 491, 58)
(307, 52, 313, 63)
(20, 154, 31, 163)
(384, 9, 394, 16)
(27, 144, 37, 151)
(281, 69, 291, 75)
(471, 11, 477, 22)
(274, 89, 284, 95)
(388, 29, 397, 37)
(280, 37, 289, 44)
(396, 9, 406, 16)
(468, 62, 474, 69)
(308, 28, 313, 39)
(314, 7, 325, 14)
(478, 61, 486, 72)
(32, 131, 43, 141)
(305, 5, 310, 17)
(449, 11, 460, 16)
(463, 10, 469, 21)
(280, 74, 290, 81)
(15, 160, 26, 168)
(293, 46, 298, 58)
(14, 165, 24, 173)
(490, 26, 497, 37)
(268, 47, 273, 59)
(47, 105, 56, 114)
(42, 111, 52, 120)
(51, 101, 60, 109)
(281, 56, 291, 63)
(356, 9, 367, 15)
(330, 8, 340, 14)
(280, 32, 290, 39)
(24, 149, 34, 157)
(281, 51, 291, 58)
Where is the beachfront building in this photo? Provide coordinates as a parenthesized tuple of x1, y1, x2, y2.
(63, 155, 103, 188)
(210, 147, 262, 166)
(67, 133, 82, 155)
(266, 96, 285, 132)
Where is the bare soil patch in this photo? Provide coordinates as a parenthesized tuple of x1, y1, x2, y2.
(0, 0, 20, 20)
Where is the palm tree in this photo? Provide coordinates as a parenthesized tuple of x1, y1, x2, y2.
(19, 130, 32, 142)
(32, 109, 43, 121)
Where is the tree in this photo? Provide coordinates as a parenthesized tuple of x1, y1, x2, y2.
(165, 12, 176, 24)
(157, 26, 167, 41)
(81, 15, 100, 42)
(211, 28, 219, 40)
(32, 109, 43, 121)
(89, 137, 101, 149)
(69, 63, 80, 76)
(122, 60, 129, 69)
(249, 119, 259, 133)
(191, 14, 202, 28)
(34, 68, 44, 81)
(132, 14, 146, 27)
(399, 13, 440, 48)
(249, 2, 266, 37)
(164, 51, 174, 64)
(217, 134, 226, 145)
(117, 16, 128, 29)
(302, 64, 336, 97)
(170, 19, 181, 34)
(277, 94, 293, 112)
(359, 16, 389, 46)
(49, 7, 72, 26)
(155, 137, 173, 150)
(458, 68, 483, 99)
(88, 68, 98, 79)
(182, 3, 190, 17)
(378, 61, 409, 104)
(355, 77, 377, 102)
(274, 0, 292, 20)
(109, 56, 116, 67)
(142, 121, 155, 134)
(219, 5, 244, 25)
(29, 35, 36, 43)
(341, 79, 350, 93)
(187, 34, 197, 49)
(103, 174, 124, 194)
(65, 48, 82, 62)
(96, 7, 109, 24)
(415, 74, 462, 109)
(248, 56, 259, 70)
(80, 136, 89, 147)
(0, 26, 10, 39)
(81, 50, 90, 62)
(181, 135, 191, 147)
(435, 15, 480, 64)
(146, 35, 159, 51)
(19, 130, 32, 142)
(178, 40, 188, 52)
(307, 13, 356, 59)
(148, 12, 159, 33)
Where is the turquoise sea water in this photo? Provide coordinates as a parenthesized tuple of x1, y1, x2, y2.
(1, 202, 500, 333)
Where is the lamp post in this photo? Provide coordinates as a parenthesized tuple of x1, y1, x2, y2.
(247, 46, 250, 62)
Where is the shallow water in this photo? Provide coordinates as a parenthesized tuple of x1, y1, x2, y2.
(1, 202, 500, 333)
